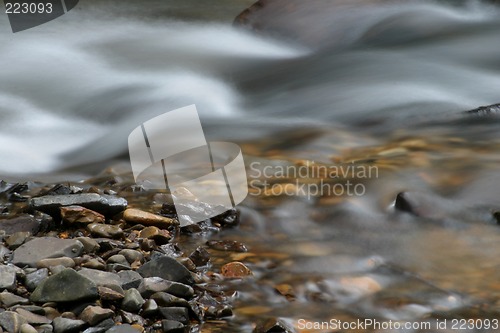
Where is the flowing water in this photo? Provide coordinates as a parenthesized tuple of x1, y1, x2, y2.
(1, 0, 500, 331)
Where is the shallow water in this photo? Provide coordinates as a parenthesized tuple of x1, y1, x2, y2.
(1, 0, 500, 331)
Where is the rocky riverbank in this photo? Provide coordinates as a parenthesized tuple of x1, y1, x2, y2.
(0, 175, 266, 333)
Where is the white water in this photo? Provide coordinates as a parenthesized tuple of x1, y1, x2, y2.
(0, 0, 499, 177)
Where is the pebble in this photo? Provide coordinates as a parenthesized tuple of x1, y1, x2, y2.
(118, 249, 143, 264)
(60, 206, 105, 224)
(137, 277, 194, 299)
(1, 291, 30, 307)
(98, 286, 125, 301)
(80, 306, 114, 326)
(161, 320, 185, 333)
(15, 308, 51, 325)
(118, 270, 143, 290)
(78, 268, 124, 294)
(137, 256, 194, 285)
(141, 299, 158, 317)
(253, 318, 295, 333)
(30, 268, 99, 303)
(123, 209, 178, 228)
(207, 240, 248, 252)
(37, 257, 75, 269)
(0, 311, 28, 333)
(121, 289, 145, 313)
(24, 268, 49, 291)
(188, 247, 210, 266)
(105, 324, 141, 333)
(52, 317, 87, 333)
(158, 307, 189, 325)
(221, 262, 253, 278)
(88, 223, 124, 239)
(20, 323, 38, 333)
(138, 227, 171, 244)
(0, 264, 17, 290)
(76, 237, 100, 253)
(30, 194, 127, 217)
(5, 231, 31, 249)
(12, 237, 84, 267)
(82, 317, 115, 333)
(0, 215, 42, 236)
(150, 292, 189, 308)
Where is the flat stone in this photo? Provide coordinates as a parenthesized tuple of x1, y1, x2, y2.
(78, 268, 124, 294)
(161, 320, 185, 333)
(15, 308, 51, 325)
(12, 237, 83, 267)
(138, 277, 194, 299)
(221, 261, 253, 278)
(0, 291, 29, 307)
(0, 215, 41, 236)
(158, 307, 189, 325)
(88, 223, 124, 239)
(52, 317, 87, 333)
(123, 209, 177, 228)
(30, 194, 127, 217)
(24, 268, 49, 291)
(0, 311, 28, 333)
(105, 324, 141, 333)
(61, 206, 105, 224)
(137, 256, 194, 285)
(150, 292, 189, 308)
(37, 257, 75, 269)
(80, 306, 114, 326)
(30, 268, 98, 303)
(118, 271, 143, 290)
(0, 264, 17, 290)
(121, 288, 144, 312)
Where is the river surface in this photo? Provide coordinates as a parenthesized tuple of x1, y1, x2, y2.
(1, 0, 500, 332)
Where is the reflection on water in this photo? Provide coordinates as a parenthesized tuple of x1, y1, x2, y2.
(1, 0, 500, 331)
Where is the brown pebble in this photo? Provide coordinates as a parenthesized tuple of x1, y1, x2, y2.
(221, 261, 253, 278)
(123, 208, 178, 228)
(60, 206, 105, 224)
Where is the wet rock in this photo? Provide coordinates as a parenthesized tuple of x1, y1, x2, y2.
(80, 306, 114, 326)
(0, 311, 28, 333)
(141, 299, 158, 317)
(161, 320, 185, 333)
(207, 240, 248, 252)
(212, 208, 240, 227)
(53, 317, 87, 333)
(24, 268, 49, 291)
(123, 209, 178, 228)
(12, 237, 83, 267)
(37, 257, 75, 269)
(188, 246, 210, 267)
(221, 261, 253, 278)
(150, 292, 189, 308)
(118, 271, 143, 290)
(6, 231, 31, 249)
(88, 223, 124, 239)
(138, 277, 194, 299)
(15, 308, 51, 325)
(0, 291, 29, 307)
(81, 258, 107, 270)
(139, 226, 171, 244)
(137, 256, 194, 285)
(0, 215, 41, 236)
(158, 307, 189, 325)
(98, 286, 124, 301)
(82, 317, 115, 333)
(121, 289, 144, 312)
(78, 268, 124, 294)
(61, 206, 105, 224)
(30, 268, 99, 303)
(30, 194, 127, 217)
(106, 324, 141, 333)
(253, 318, 295, 333)
(0, 264, 17, 290)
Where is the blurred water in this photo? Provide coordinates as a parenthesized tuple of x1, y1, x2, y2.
(0, 0, 499, 177)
